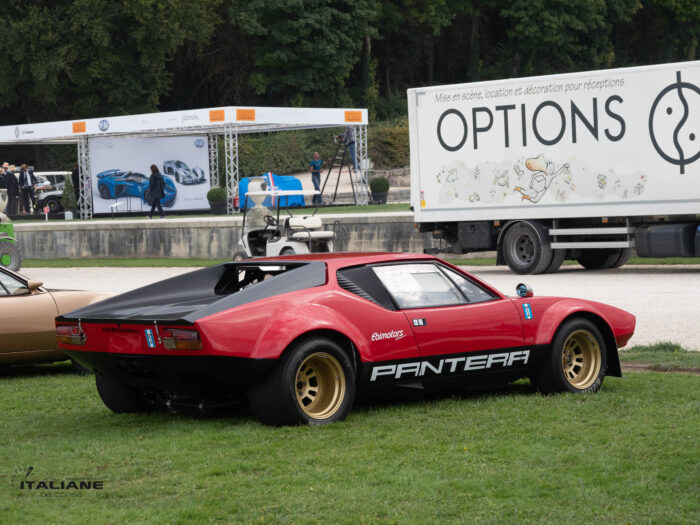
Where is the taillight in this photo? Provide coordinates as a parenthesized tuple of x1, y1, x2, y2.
(162, 328, 202, 350)
(56, 324, 86, 345)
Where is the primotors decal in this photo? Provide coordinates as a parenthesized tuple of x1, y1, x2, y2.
(371, 330, 407, 342)
(368, 349, 530, 383)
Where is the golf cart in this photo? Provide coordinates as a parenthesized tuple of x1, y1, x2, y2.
(0, 189, 23, 271)
(234, 182, 336, 260)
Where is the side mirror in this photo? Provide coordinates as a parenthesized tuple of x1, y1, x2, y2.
(515, 283, 533, 298)
(27, 280, 43, 292)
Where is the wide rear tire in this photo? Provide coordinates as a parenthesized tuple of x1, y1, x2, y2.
(96, 374, 150, 413)
(534, 318, 607, 394)
(248, 337, 355, 426)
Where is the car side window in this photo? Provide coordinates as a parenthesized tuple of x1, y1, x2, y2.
(0, 272, 26, 295)
(372, 264, 466, 309)
(439, 266, 497, 304)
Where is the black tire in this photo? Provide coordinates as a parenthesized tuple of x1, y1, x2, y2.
(280, 247, 295, 256)
(98, 184, 111, 199)
(534, 318, 608, 394)
(0, 241, 22, 271)
(96, 374, 150, 413)
(248, 337, 356, 426)
(544, 249, 566, 274)
(501, 221, 553, 274)
(44, 196, 62, 213)
(577, 248, 632, 270)
(70, 358, 91, 375)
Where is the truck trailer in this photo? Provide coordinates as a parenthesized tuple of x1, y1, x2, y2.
(408, 61, 700, 273)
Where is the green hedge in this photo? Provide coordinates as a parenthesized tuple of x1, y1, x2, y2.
(225, 119, 409, 182)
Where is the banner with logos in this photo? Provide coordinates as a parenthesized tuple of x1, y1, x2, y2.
(89, 135, 211, 214)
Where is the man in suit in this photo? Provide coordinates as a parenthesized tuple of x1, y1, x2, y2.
(18, 164, 37, 214)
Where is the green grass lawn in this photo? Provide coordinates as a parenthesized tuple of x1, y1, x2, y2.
(0, 365, 697, 523)
(619, 343, 700, 372)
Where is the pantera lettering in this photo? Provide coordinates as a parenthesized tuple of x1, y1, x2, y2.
(370, 350, 530, 381)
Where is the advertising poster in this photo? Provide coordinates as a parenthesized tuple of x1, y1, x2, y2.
(89, 135, 211, 214)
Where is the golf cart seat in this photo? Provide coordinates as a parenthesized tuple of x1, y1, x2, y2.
(288, 216, 323, 230)
(287, 215, 334, 240)
(291, 230, 335, 240)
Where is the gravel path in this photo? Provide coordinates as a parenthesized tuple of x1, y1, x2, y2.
(23, 264, 700, 350)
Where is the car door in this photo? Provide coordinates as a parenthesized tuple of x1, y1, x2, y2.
(0, 270, 59, 355)
(371, 263, 524, 358)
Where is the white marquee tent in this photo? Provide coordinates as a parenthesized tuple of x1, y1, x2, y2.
(0, 106, 370, 217)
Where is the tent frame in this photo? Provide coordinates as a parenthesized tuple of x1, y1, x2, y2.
(0, 107, 369, 218)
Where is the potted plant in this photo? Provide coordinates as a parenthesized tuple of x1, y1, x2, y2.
(207, 187, 228, 215)
(61, 176, 79, 218)
(369, 176, 390, 204)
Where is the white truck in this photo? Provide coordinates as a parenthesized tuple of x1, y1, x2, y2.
(408, 61, 700, 273)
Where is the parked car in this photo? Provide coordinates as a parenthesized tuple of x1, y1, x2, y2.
(96, 169, 177, 207)
(58, 253, 635, 425)
(0, 266, 111, 370)
(162, 160, 206, 185)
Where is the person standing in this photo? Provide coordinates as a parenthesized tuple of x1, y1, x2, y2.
(309, 152, 325, 206)
(341, 126, 357, 171)
(18, 164, 37, 214)
(4, 163, 19, 216)
(146, 164, 165, 219)
(71, 163, 80, 201)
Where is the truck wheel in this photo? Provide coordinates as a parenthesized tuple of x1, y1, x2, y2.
(0, 242, 22, 271)
(248, 337, 356, 426)
(577, 248, 632, 270)
(534, 318, 608, 394)
(544, 249, 566, 273)
(501, 221, 553, 274)
(96, 374, 150, 413)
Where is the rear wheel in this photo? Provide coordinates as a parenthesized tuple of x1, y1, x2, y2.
(577, 248, 632, 269)
(501, 221, 553, 274)
(96, 374, 150, 413)
(248, 337, 355, 426)
(544, 249, 566, 274)
(0, 242, 22, 271)
(534, 318, 607, 394)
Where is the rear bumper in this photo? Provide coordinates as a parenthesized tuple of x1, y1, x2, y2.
(65, 350, 276, 394)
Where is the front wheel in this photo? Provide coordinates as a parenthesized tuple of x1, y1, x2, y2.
(248, 337, 355, 426)
(534, 318, 607, 394)
(96, 374, 150, 413)
(98, 184, 111, 199)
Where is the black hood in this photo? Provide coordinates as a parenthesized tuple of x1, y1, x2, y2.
(58, 261, 326, 324)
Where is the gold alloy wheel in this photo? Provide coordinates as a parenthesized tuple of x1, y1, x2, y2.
(561, 329, 602, 389)
(295, 352, 346, 419)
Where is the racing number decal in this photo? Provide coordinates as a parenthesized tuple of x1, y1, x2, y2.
(522, 304, 533, 320)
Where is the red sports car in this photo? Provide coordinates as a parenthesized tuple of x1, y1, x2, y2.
(57, 253, 635, 426)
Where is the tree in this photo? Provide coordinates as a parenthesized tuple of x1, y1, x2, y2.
(0, 0, 220, 123)
(229, 0, 379, 104)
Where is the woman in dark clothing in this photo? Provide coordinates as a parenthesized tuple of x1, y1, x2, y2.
(4, 166, 20, 216)
(147, 164, 166, 219)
